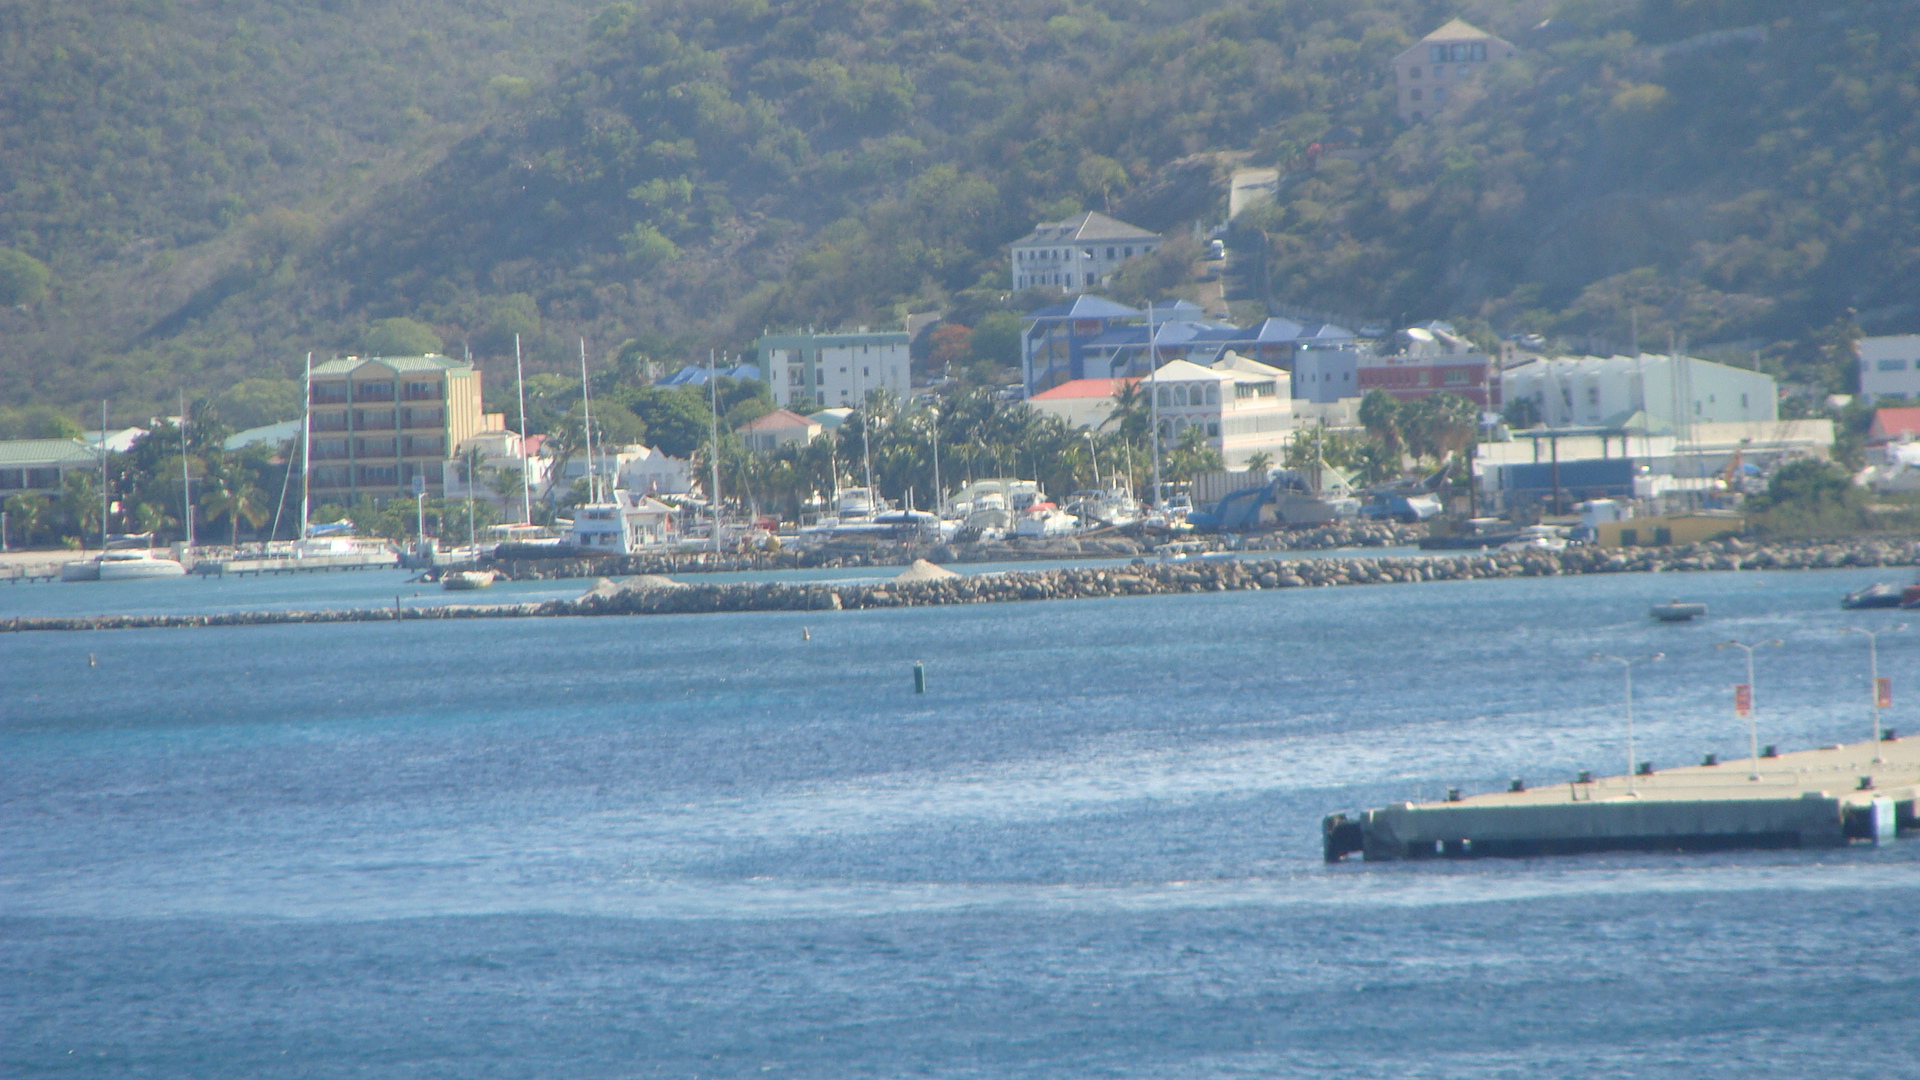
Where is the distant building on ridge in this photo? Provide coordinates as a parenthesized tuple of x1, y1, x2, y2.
(1392, 18, 1518, 123)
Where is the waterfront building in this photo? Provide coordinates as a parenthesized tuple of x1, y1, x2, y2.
(306, 354, 485, 505)
(1027, 377, 1139, 431)
(1358, 325, 1501, 407)
(1501, 353, 1777, 429)
(756, 329, 911, 409)
(1856, 334, 1920, 403)
(0, 438, 99, 499)
(737, 409, 822, 453)
(1010, 211, 1161, 294)
(1145, 354, 1292, 469)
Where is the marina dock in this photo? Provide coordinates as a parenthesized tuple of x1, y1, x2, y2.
(1323, 735, 1920, 861)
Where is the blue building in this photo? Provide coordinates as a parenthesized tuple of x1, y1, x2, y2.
(1020, 295, 1142, 395)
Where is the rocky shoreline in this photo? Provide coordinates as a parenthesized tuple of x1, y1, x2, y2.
(7, 536, 1919, 633)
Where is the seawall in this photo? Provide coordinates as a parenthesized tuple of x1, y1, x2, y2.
(6, 536, 1920, 633)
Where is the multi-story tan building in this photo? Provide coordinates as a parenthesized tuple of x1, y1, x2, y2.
(1392, 18, 1518, 123)
(307, 355, 483, 504)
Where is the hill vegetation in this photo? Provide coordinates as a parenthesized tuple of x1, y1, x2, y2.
(5, 0, 1919, 427)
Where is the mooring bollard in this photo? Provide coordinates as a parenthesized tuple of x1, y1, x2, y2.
(913, 661, 926, 694)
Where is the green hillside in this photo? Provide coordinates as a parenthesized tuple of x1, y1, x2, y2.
(4, 0, 1916, 422)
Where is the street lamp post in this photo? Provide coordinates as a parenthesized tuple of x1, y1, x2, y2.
(1592, 652, 1663, 794)
(1845, 624, 1904, 763)
(1717, 638, 1783, 780)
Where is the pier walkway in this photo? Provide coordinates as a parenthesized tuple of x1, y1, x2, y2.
(1325, 736, 1920, 861)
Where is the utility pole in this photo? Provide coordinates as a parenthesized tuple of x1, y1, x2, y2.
(179, 390, 193, 551)
(99, 399, 109, 550)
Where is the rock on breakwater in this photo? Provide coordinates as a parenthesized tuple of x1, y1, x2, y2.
(10, 537, 1920, 633)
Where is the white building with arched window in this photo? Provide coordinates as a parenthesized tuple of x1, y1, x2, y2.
(1143, 355, 1293, 469)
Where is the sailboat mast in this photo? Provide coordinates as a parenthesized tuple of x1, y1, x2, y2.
(1147, 301, 1162, 509)
(579, 338, 596, 503)
(300, 352, 312, 541)
(99, 400, 109, 550)
(179, 389, 193, 550)
(515, 334, 532, 524)
(708, 348, 721, 552)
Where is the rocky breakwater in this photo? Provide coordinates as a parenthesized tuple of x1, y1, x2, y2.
(11, 538, 1920, 633)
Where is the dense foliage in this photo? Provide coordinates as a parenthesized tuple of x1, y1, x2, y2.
(7, 0, 1919, 427)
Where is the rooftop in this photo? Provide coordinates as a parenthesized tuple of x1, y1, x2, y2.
(1030, 377, 1139, 401)
(310, 354, 472, 376)
(0, 438, 100, 466)
(1013, 211, 1160, 246)
(1024, 294, 1143, 323)
(737, 408, 819, 433)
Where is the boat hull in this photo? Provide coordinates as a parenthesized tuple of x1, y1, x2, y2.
(97, 559, 186, 580)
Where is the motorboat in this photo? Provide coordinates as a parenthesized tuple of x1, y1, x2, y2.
(1012, 502, 1079, 538)
(1064, 488, 1143, 529)
(1650, 600, 1707, 622)
(442, 569, 496, 591)
(1152, 540, 1210, 562)
(1843, 581, 1908, 609)
(1498, 525, 1570, 553)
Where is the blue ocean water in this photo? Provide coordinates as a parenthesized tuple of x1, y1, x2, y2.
(4, 567, 1918, 1077)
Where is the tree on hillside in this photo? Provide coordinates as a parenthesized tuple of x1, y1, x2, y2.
(0, 248, 50, 306)
(364, 317, 443, 357)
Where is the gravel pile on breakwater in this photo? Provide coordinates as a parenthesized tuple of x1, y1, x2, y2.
(12, 537, 1919, 633)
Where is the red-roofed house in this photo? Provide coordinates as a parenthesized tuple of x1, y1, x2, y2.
(737, 408, 823, 453)
(1867, 406, 1920, 445)
(1027, 377, 1140, 430)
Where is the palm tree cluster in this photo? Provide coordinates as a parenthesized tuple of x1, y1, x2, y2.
(707, 387, 1160, 521)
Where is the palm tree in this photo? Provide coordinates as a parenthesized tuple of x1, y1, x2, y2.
(4, 492, 49, 547)
(1243, 451, 1274, 476)
(201, 477, 269, 548)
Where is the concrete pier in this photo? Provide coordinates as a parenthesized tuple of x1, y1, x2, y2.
(1324, 735, 1920, 862)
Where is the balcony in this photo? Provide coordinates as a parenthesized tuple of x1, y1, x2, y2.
(310, 384, 350, 405)
(353, 410, 395, 430)
(352, 383, 395, 403)
(400, 408, 443, 429)
(401, 381, 444, 402)
(310, 411, 349, 432)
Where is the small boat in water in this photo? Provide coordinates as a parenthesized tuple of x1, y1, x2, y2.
(1843, 582, 1907, 609)
(1650, 600, 1707, 622)
(442, 569, 496, 591)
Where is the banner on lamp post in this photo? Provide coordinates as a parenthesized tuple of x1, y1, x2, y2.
(1734, 684, 1752, 719)
(1877, 676, 1892, 709)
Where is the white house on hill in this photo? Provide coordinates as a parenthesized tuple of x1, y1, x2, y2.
(1010, 212, 1161, 294)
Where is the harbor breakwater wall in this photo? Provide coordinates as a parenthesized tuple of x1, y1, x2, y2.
(8, 537, 1920, 634)
(486, 522, 1419, 581)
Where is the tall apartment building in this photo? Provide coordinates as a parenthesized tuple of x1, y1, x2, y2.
(756, 329, 911, 409)
(1010, 211, 1161, 294)
(307, 355, 484, 504)
(1391, 19, 1518, 122)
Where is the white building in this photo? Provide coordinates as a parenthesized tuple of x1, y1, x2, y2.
(1145, 354, 1293, 469)
(1010, 212, 1161, 294)
(756, 329, 911, 409)
(1856, 334, 1920, 403)
(1502, 353, 1777, 431)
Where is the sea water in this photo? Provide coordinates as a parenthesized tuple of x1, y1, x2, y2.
(3, 567, 1918, 1077)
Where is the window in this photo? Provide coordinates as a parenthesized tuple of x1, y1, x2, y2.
(1207, 422, 1219, 438)
(25, 467, 60, 489)
(311, 382, 349, 405)
(0, 469, 21, 490)
(1620, 528, 1638, 546)
(1741, 393, 1750, 408)
(1409, 66, 1422, 78)
(1204, 383, 1219, 405)
(1430, 44, 1447, 62)
(402, 381, 441, 401)
(357, 465, 398, 487)
(353, 381, 394, 402)
(1410, 88, 1423, 101)
(1470, 43, 1486, 61)
(1106, 247, 1115, 259)
(1412, 111, 1423, 121)
(1434, 86, 1445, 100)
(1450, 43, 1469, 61)
(1879, 358, 1906, 371)
(1124, 247, 1134, 257)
